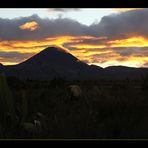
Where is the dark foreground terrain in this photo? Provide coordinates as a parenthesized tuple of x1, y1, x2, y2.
(0, 75, 148, 139)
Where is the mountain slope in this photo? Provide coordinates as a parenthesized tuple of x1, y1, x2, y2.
(103, 66, 148, 80)
(4, 47, 91, 80)
(1, 46, 148, 80)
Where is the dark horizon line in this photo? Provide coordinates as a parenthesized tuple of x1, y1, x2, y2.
(2, 62, 148, 70)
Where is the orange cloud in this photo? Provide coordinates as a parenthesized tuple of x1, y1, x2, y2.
(0, 36, 94, 53)
(0, 35, 147, 68)
(19, 21, 39, 31)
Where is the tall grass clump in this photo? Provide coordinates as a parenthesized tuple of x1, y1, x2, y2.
(0, 73, 15, 126)
(20, 89, 28, 122)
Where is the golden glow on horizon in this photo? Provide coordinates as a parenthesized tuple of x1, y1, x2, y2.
(1, 62, 19, 65)
(91, 56, 148, 68)
(0, 35, 147, 67)
(92, 61, 143, 68)
(19, 21, 39, 31)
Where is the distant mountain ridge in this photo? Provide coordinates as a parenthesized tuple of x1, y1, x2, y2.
(0, 46, 148, 80)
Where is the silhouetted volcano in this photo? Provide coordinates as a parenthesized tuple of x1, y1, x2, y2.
(19, 46, 87, 69)
(4, 46, 92, 80)
(1, 46, 148, 80)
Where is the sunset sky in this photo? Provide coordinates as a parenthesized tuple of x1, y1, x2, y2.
(0, 8, 147, 68)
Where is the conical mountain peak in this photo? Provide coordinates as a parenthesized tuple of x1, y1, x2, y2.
(22, 46, 80, 65)
(41, 46, 69, 54)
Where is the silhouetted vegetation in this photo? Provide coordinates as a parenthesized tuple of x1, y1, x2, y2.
(0, 75, 148, 139)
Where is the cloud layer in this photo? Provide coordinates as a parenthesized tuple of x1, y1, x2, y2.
(1, 9, 148, 40)
(0, 9, 148, 67)
(91, 9, 148, 39)
(0, 14, 90, 41)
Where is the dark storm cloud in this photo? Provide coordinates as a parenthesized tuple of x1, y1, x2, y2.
(0, 14, 91, 40)
(1, 9, 148, 41)
(48, 8, 80, 12)
(89, 53, 113, 63)
(62, 37, 108, 50)
(90, 9, 148, 39)
(109, 47, 148, 56)
(67, 37, 107, 45)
